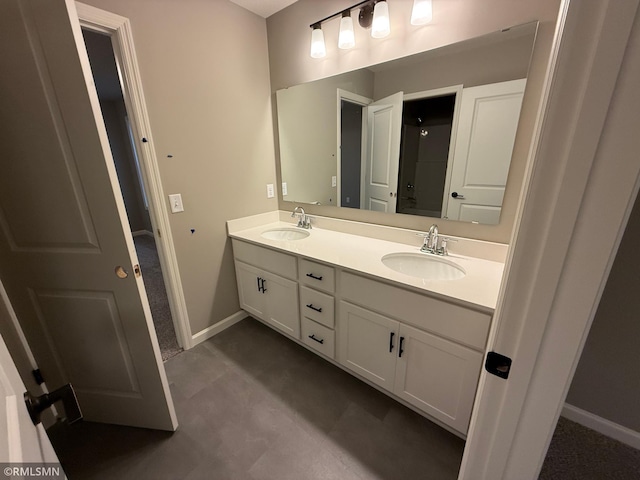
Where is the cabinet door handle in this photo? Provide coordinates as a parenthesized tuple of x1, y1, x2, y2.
(257, 276, 262, 292)
(306, 273, 323, 281)
(399, 336, 405, 358)
(260, 278, 267, 293)
(308, 334, 324, 344)
(306, 304, 322, 313)
(389, 332, 395, 352)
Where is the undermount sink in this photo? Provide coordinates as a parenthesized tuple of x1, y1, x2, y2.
(381, 252, 466, 281)
(261, 228, 310, 241)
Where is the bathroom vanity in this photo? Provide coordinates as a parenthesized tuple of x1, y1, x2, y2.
(227, 211, 506, 437)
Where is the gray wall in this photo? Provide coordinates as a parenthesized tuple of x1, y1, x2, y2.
(268, 0, 562, 244)
(373, 31, 533, 99)
(566, 192, 640, 432)
(81, 0, 278, 336)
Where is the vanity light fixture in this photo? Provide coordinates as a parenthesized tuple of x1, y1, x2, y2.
(310, 23, 326, 58)
(371, 0, 391, 38)
(338, 11, 356, 49)
(309, 0, 398, 58)
(411, 0, 433, 25)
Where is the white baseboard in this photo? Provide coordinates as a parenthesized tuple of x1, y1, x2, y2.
(190, 310, 247, 346)
(132, 230, 154, 237)
(562, 403, 640, 450)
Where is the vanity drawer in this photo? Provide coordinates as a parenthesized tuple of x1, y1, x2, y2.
(301, 317, 335, 359)
(231, 239, 297, 280)
(298, 259, 335, 294)
(340, 271, 491, 350)
(300, 286, 335, 328)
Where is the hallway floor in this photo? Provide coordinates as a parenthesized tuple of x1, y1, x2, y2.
(48, 317, 464, 480)
(134, 234, 182, 361)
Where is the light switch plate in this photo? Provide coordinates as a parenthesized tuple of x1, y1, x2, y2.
(266, 184, 275, 198)
(282, 182, 288, 196)
(332, 176, 337, 187)
(168, 194, 184, 213)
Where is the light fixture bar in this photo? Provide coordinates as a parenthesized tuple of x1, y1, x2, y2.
(308, 0, 372, 29)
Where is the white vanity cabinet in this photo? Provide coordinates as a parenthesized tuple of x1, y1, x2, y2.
(337, 271, 489, 434)
(229, 223, 498, 437)
(232, 240, 300, 338)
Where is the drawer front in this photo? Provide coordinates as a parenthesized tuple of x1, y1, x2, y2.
(300, 286, 335, 328)
(298, 259, 335, 293)
(232, 239, 297, 280)
(301, 317, 335, 359)
(340, 271, 491, 350)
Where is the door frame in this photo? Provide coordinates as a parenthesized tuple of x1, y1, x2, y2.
(459, 0, 640, 477)
(403, 85, 463, 218)
(336, 89, 371, 208)
(76, 2, 193, 349)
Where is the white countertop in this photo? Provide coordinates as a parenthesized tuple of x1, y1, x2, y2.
(228, 218, 505, 312)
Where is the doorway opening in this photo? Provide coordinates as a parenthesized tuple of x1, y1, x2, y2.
(340, 99, 364, 209)
(397, 95, 456, 217)
(82, 29, 182, 361)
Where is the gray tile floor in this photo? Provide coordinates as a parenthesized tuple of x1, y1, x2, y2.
(48, 317, 465, 479)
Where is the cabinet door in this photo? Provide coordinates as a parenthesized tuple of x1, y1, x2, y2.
(235, 261, 267, 319)
(263, 271, 300, 339)
(338, 301, 399, 391)
(394, 323, 483, 434)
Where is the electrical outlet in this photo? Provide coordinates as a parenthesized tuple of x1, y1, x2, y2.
(168, 194, 184, 213)
(331, 176, 337, 187)
(266, 184, 275, 198)
(282, 182, 288, 196)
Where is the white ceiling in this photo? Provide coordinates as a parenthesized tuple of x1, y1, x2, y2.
(228, 0, 298, 18)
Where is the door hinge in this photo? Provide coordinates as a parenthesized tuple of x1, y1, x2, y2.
(32, 368, 44, 385)
(485, 351, 512, 379)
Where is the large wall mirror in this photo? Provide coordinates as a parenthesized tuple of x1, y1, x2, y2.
(276, 22, 538, 225)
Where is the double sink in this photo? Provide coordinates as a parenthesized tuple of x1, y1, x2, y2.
(260, 227, 466, 282)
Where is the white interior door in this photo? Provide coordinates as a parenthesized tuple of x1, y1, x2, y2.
(0, 0, 176, 430)
(362, 92, 404, 212)
(0, 329, 60, 465)
(446, 79, 526, 223)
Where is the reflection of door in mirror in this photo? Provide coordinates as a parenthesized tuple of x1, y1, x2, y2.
(397, 93, 457, 218)
(446, 78, 526, 224)
(362, 91, 404, 212)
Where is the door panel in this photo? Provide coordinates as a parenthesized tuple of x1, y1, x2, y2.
(363, 92, 403, 212)
(0, 0, 176, 430)
(338, 301, 399, 391)
(1, 328, 60, 464)
(446, 79, 526, 222)
(264, 272, 300, 338)
(235, 262, 267, 319)
(394, 324, 482, 434)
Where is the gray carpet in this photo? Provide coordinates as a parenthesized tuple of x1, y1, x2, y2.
(134, 235, 182, 361)
(540, 416, 640, 479)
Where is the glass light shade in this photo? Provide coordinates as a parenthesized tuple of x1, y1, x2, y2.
(310, 27, 326, 58)
(411, 0, 432, 25)
(338, 15, 355, 49)
(371, 1, 390, 39)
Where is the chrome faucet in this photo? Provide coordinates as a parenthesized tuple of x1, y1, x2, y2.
(291, 206, 311, 229)
(421, 224, 439, 253)
(421, 223, 455, 255)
